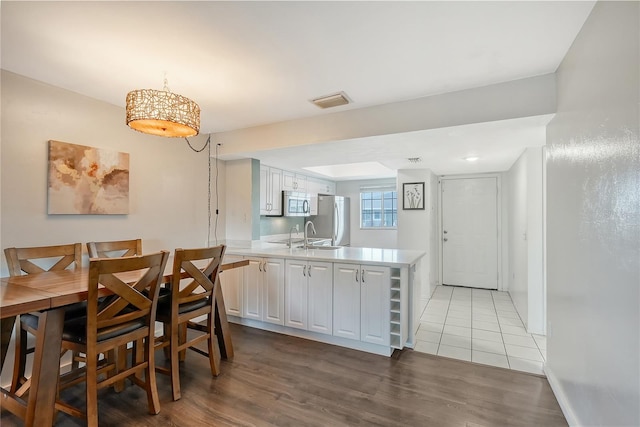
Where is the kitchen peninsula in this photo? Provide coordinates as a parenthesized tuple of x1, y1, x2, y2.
(220, 245, 425, 356)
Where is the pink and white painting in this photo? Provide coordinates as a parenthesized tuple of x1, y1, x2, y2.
(47, 140, 129, 214)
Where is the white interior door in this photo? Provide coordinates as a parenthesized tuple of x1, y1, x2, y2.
(442, 177, 498, 289)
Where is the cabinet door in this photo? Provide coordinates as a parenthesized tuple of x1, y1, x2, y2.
(294, 174, 307, 192)
(269, 168, 283, 215)
(308, 177, 336, 196)
(282, 170, 296, 191)
(307, 261, 333, 335)
(360, 265, 390, 346)
(284, 260, 308, 329)
(259, 166, 270, 215)
(220, 255, 243, 317)
(262, 258, 284, 325)
(324, 181, 336, 195)
(333, 263, 360, 340)
(242, 258, 263, 321)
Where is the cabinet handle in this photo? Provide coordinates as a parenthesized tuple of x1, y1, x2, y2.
(263, 262, 267, 272)
(308, 265, 311, 277)
(362, 269, 365, 283)
(355, 269, 359, 282)
(303, 265, 307, 276)
(258, 261, 263, 272)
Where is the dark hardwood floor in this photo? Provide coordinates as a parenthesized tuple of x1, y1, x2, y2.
(1, 324, 567, 426)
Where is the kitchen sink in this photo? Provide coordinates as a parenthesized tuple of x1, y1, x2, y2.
(295, 245, 341, 250)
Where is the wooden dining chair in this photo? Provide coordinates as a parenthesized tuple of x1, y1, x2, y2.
(87, 238, 142, 259)
(154, 245, 226, 401)
(56, 250, 169, 427)
(86, 238, 144, 390)
(4, 243, 83, 395)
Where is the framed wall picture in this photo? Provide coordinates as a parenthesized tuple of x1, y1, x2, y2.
(47, 140, 130, 214)
(403, 182, 425, 210)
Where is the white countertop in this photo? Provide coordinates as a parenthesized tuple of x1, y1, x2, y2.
(226, 244, 425, 267)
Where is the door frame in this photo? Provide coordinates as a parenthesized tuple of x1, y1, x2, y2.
(437, 173, 504, 291)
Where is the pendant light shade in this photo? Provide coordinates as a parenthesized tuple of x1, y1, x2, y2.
(126, 88, 200, 138)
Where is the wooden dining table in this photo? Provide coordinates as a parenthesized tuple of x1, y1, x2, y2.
(0, 258, 248, 426)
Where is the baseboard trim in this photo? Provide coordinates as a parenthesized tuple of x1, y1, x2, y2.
(544, 364, 580, 426)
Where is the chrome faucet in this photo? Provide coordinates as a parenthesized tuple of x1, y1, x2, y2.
(287, 224, 299, 248)
(304, 220, 316, 249)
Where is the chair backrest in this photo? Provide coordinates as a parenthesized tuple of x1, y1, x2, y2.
(87, 251, 169, 342)
(4, 243, 82, 277)
(169, 245, 226, 311)
(87, 239, 142, 258)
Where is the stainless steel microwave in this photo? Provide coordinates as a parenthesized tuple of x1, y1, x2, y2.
(282, 191, 317, 217)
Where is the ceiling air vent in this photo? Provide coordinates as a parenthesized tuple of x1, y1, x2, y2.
(407, 157, 422, 164)
(311, 91, 351, 109)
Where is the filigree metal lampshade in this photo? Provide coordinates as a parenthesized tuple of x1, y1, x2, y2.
(126, 88, 200, 138)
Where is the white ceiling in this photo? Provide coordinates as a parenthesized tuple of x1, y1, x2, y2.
(1, 1, 595, 178)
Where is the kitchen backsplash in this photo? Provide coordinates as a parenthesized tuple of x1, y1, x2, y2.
(260, 216, 304, 236)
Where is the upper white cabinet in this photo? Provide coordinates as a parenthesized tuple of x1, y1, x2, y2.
(333, 263, 390, 346)
(307, 176, 336, 195)
(261, 165, 336, 213)
(282, 170, 307, 192)
(260, 165, 283, 216)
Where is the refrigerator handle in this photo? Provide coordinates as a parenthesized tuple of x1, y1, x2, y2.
(334, 203, 339, 243)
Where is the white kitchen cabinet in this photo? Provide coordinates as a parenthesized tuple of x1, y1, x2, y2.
(285, 259, 333, 334)
(220, 255, 244, 317)
(284, 260, 307, 329)
(307, 176, 336, 195)
(333, 263, 390, 346)
(262, 258, 285, 325)
(333, 264, 361, 340)
(243, 257, 284, 325)
(282, 170, 307, 192)
(360, 265, 391, 346)
(260, 165, 283, 216)
(307, 261, 333, 335)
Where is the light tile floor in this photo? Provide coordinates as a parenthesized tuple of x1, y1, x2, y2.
(414, 285, 547, 376)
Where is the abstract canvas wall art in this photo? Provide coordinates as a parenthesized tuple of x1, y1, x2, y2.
(47, 140, 129, 214)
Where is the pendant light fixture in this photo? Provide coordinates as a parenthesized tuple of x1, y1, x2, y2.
(126, 77, 200, 138)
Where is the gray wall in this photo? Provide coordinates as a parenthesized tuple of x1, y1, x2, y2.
(546, 2, 639, 426)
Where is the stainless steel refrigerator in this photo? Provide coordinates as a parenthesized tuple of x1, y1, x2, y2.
(309, 195, 350, 246)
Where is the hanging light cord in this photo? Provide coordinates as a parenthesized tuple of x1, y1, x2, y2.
(185, 134, 210, 153)
(214, 143, 220, 245)
(184, 134, 213, 246)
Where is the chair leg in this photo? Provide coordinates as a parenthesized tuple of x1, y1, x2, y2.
(134, 339, 144, 381)
(206, 314, 221, 377)
(170, 321, 181, 401)
(10, 324, 28, 393)
(86, 352, 99, 427)
(162, 324, 171, 360)
(144, 336, 161, 414)
(178, 324, 187, 362)
(70, 350, 80, 370)
(111, 347, 127, 392)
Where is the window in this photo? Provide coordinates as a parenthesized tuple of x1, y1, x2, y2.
(360, 190, 397, 228)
